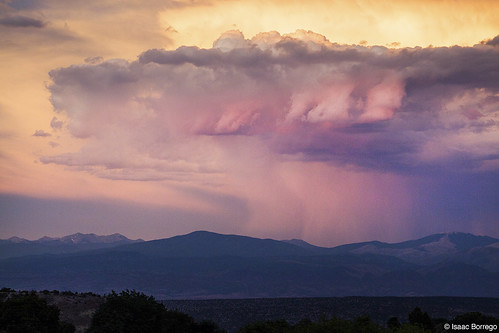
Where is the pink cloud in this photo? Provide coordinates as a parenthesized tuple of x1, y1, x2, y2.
(39, 31, 499, 243)
(286, 83, 354, 124)
(361, 76, 405, 122)
(45, 30, 499, 176)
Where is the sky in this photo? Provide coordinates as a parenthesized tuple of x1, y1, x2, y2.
(0, 0, 498, 246)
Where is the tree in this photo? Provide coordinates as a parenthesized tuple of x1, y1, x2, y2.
(0, 292, 75, 333)
(387, 317, 401, 330)
(350, 315, 386, 333)
(408, 307, 433, 331)
(87, 290, 224, 333)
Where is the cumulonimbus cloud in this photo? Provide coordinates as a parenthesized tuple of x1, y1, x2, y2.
(43, 30, 499, 180)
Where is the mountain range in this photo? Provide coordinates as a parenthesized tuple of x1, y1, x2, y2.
(0, 232, 143, 259)
(0, 231, 497, 299)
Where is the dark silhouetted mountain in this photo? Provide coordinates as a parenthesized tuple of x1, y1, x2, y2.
(0, 231, 497, 298)
(0, 233, 143, 259)
(281, 239, 328, 252)
(108, 231, 313, 257)
(328, 232, 499, 269)
(331, 233, 497, 252)
(5, 236, 29, 243)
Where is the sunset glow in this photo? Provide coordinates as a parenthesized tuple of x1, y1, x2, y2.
(1, 0, 498, 246)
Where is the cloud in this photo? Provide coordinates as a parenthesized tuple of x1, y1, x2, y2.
(33, 130, 51, 137)
(50, 117, 63, 130)
(84, 56, 103, 64)
(43, 31, 499, 180)
(0, 15, 46, 28)
(481, 35, 499, 47)
(2, 0, 496, 244)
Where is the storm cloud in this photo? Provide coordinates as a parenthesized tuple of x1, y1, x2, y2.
(44, 30, 499, 177)
(2, 0, 498, 245)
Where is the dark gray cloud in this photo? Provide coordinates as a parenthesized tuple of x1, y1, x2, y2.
(0, 15, 45, 28)
(481, 35, 499, 46)
(4, 0, 43, 11)
(50, 117, 63, 129)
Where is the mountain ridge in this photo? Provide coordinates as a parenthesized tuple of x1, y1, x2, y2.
(3, 232, 143, 243)
(2, 230, 495, 249)
(0, 232, 143, 259)
(2, 230, 497, 261)
(1, 231, 497, 298)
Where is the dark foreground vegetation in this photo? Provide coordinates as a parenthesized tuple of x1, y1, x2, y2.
(0, 288, 221, 333)
(239, 309, 499, 333)
(1, 287, 498, 332)
(164, 296, 499, 331)
(87, 290, 223, 333)
(0, 288, 75, 332)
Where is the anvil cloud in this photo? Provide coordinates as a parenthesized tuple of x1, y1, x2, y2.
(45, 30, 499, 176)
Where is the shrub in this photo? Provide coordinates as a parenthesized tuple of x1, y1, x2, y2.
(0, 292, 75, 332)
(87, 290, 224, 333)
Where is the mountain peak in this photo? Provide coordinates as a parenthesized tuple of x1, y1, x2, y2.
(1, 233, 143, 244)
(116, 230, 313, 258)
(0, 232, 144, 260)
(6, 236, 28, 243)
(445, 232, 498, 251)
(281, 239, 319, 250)
(37, 236, 58, 242)
(41, 232, 138, 244)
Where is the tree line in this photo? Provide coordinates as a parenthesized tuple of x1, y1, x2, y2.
(1, 288, 497, 332)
